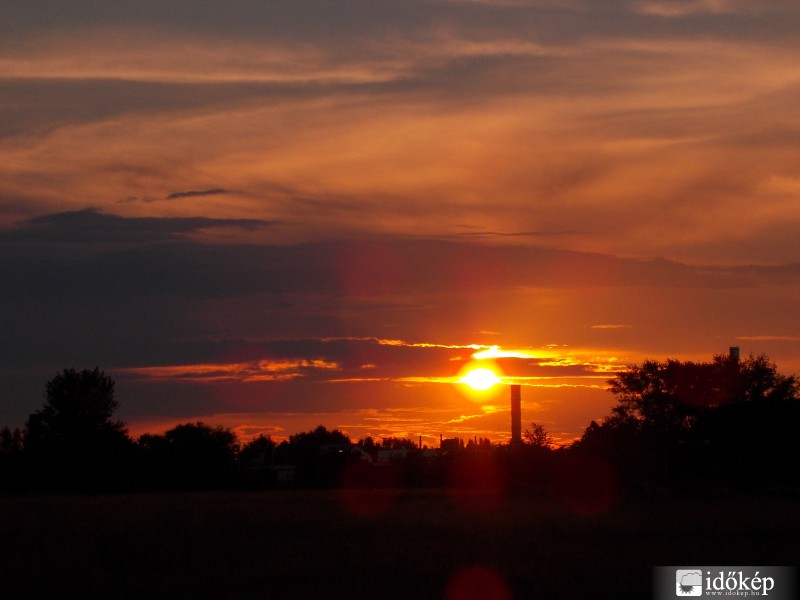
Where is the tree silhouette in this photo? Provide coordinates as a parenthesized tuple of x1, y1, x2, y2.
(690, 357, 800, 487)
(0, 427, 23, 455)
(578, 353, 800, 489)
(523, 422, 554, 449)
(380, 437, 418, 451)
(24, 367, 133, 489)
(276, 425, 354, 487)
(138, 422, 239, 489)
(239, 434, 276, 467)
(357, 436, 377, 453)
(27, 367, 126, 445)
(0, 427, 24, 491)
(607, 353, 797, 426)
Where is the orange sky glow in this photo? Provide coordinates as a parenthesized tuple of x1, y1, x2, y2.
(1, 0, 798, 446)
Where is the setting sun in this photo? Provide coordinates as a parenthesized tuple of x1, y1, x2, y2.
(460, 367, 501, 391)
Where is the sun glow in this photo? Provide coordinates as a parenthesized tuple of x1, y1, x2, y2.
(460, 367, 501, 391)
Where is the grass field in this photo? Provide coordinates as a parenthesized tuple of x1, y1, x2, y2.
(0, 489, 797, 599)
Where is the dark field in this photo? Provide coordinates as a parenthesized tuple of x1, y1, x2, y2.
(0, 489, 797, 599)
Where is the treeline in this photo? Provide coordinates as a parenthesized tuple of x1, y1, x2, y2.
(1, 353, 799, 495)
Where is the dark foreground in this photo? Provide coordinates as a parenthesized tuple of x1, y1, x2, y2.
(0, 489, 797, 599)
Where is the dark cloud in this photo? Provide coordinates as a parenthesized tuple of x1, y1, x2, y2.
(3, 210, 797, 308)
(2, 210, 797, 356)
(3, 0, 796, 53)
(166, 188, 230, 200)
(120, 188, 235, 203)
(5, 208, 273, 245)
(1, 209, 797, 429)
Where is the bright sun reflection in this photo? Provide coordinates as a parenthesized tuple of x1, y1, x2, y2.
(460, 367, 500, 391)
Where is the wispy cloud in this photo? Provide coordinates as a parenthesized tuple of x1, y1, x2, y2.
(166, 188, 232, 200)
(120, 188, 234, 203)
(636, 0, 738, 17)
(116, 338, 624, 392)
(320, 337, 488, 351)
(472, 346, 539, 360)
(735, 335, 800, 342)
(122, 358, 340, 383)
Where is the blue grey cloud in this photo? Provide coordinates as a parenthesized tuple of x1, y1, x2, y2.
(6, 209, 272, 244)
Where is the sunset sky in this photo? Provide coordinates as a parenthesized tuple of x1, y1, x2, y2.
(1, 0, 798, 445)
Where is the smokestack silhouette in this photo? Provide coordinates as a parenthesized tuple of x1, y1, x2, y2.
(730, 346, 740, 362)
(510, 384, 522, 446)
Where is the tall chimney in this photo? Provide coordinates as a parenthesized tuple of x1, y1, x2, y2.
(730, 346, 740, 362)
(510, 384, 522, 446)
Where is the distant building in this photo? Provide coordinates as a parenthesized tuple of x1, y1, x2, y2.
(440, 437, 464, 452)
